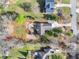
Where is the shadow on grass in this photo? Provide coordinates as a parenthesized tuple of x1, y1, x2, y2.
(18, 51, 28, 58)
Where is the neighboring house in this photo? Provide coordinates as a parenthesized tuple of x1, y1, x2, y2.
(34, 21, 52, 35)
(45, 0, 54, 14)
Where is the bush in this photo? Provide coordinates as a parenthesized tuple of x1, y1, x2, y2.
(52, 28, 63, 33)
(46, 30, 53, 36)
(26, 15, 35, 20)
(41, 36, 49, 43)
(44, 14, 59, 21)
(50, 54, 65, 59)
(45, 28, 63, 37)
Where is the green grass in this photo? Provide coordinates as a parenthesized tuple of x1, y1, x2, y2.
(15, 12, 43, 25)
(62, 0, 70, 4)
(62, 7, 70, 15)
(26, 12, 43, 19)
(0, 53, 2, 59)
(0, 57, 2, 59)
(54, 0, 70, 4)
(16, 14, 25, 25)
(16, 0, 25, 5)
(23, 43, 41, 50)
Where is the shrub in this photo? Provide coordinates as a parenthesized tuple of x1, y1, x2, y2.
(19, 2, 31, 12)
(52, 28, 63, 33)
(44, 14, 59, 21)
(45, 28, 62, 37)
(40, 36, 49, 43)
(46, 30, 53, 36)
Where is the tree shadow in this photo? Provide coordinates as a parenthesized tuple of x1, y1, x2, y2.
(36, 0, 45, 12)
(18, 51, 28, 57)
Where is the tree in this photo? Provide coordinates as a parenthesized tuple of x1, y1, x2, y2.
(40, 35, 49, 43)
(45, 28, 63, 37)
(37, 0, 45, 12)
(52, 28, 63, 33)
(19, 2, 31, 12)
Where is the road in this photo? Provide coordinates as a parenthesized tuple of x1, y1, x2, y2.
(71, 0, 77, 35)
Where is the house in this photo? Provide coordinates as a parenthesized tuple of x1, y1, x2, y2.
(34, 21, 52, 35)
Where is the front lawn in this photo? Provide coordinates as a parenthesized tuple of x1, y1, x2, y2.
(62, 7, 70, 15)
(62, 0, 70, 4)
